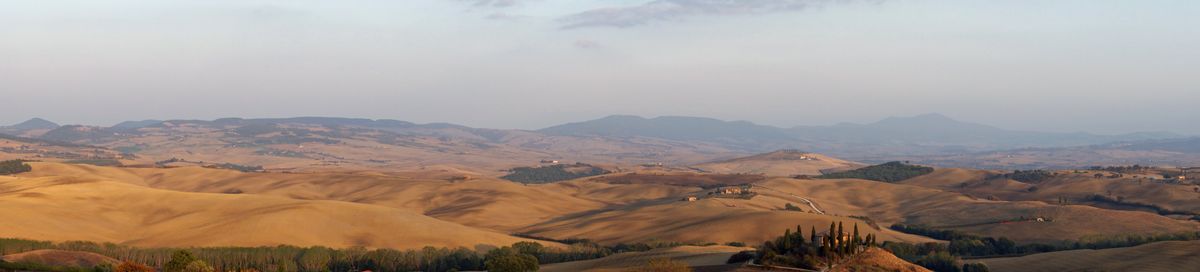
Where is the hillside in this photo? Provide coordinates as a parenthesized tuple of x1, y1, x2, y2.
(18, 117, 748, 173)
(8, 115, 1198, 172)
(692, 150, 864, 176)
(539, 114, 1183, 162)
(901, 168, 1200, 217)
(753, 178, 1199, 244)
(540, 245, 748, 272)
(0, 174, 539, 250)
(832, 248, 931, 272)
(0, 118, 60, 137)
(976, 240, 1200, 272)
(906, 137, 1200, 169)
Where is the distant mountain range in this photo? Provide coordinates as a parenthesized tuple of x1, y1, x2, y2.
(1, 114, 1195, 169)
(540, 113, 1181, 158)
(0, 118, 59, 136)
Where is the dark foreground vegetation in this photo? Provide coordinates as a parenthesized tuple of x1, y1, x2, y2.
(501, 163, 609, 184)
(0, 239, 609, 270)
(818, 161, 934, 182)
(0, 160, 32, 175)
(751, 221, 877, 270)
(886, 223, 1200, 272)
(0, 237, 719, 272)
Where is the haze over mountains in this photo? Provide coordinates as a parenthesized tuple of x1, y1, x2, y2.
(1, 113, 1195, 170)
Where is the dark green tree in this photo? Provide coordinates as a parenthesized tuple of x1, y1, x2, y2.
(0, 160, 32, 175)
(164, 250, 199, 272)
(962, 263, 990, 272)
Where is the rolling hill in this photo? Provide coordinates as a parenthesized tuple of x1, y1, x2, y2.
(900, 168, 1200, 217)
(539, 245, 748, 272)
(0, 174, 540, 250)
(976, 240, 1200, 272)
(691, 150, 864, 176)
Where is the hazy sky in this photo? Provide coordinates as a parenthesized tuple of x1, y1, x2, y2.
(2, 0, 1197, 134)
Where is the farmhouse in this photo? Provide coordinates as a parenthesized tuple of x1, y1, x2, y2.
(716, 187, 744, 195)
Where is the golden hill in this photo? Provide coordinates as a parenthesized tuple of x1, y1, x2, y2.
(832, 247, 931, 272)
(7, 162, 1195, 254)
(902, 168, 1200, 217)
(976, 241, 1200, 272)
(692, 150, 864, 177)
(0, 175, 538, 250)
(540, 245, 748, 272)
(753, 177, 1199, 244)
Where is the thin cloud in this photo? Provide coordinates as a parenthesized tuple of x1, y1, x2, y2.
(573, 39, 602, 49)
(486, 12, 529, 21)
(559, 0, 873, 29)
(459, 0, 525, 8)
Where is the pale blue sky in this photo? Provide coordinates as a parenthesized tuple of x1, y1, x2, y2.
(1, 0, 1197, 134)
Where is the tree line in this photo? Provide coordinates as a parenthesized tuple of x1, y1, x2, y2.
(0, 238, 632, 272)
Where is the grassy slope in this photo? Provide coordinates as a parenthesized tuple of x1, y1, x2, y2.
(0, 175, 538, 250)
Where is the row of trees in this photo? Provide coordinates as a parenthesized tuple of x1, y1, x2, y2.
(0, 159, 32, 175)
(818, 162, 934, 183)
(0, 238, 613, 272)
(0, 236, 702, 272)
(755, 222, 876, 270)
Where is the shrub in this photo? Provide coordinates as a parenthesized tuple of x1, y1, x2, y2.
(915, 251, 961, 272)
(726, 251, 755, 264)
(164, 250, 199, 272)
(962, 263, 990, 272)
(115, 261, 153, 272)
(0, 159, 32, 175)
(484, 247, 538, 272)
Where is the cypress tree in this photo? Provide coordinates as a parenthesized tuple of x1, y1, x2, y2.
(782, 229, 793, 250)
(852, 223, 861, 253)
(810, 226, 819, 244)
(836, 222, 845, 256)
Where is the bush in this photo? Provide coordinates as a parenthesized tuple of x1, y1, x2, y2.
(0, 159, 32, 175)
(915, 251, 961, 272)
(818, 162, 934, 183)
(484, 247, 538, 272)
(962, 263, 990, 272)
(164, 250, 199, 272)
(114, 261, 153, 272)
(726, 251, 755, 264)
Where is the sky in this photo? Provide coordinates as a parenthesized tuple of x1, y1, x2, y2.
(1, 0, 1198, 134)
